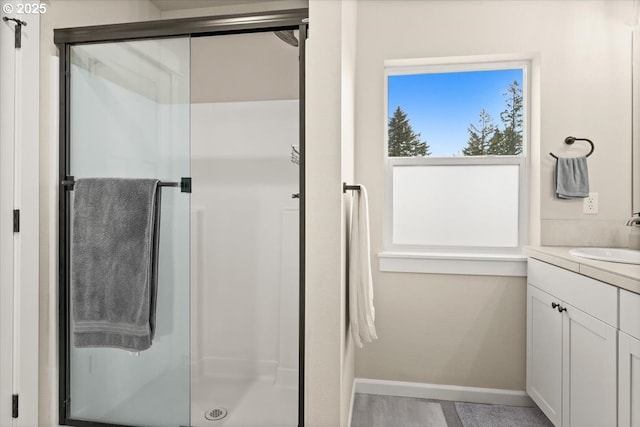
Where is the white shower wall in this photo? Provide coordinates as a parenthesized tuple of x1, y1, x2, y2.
(191, 100, 299, 386)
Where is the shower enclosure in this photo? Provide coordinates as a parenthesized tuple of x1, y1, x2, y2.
(56, 10, 306, 427)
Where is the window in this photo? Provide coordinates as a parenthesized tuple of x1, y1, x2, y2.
(382, 57, 530, 276)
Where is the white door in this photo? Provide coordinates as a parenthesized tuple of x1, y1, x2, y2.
(0, 2, 39, 425)
(0, 4, 16, 423)
(562, 302, 617, 427)
(527, 284, 562, 426)
(619, 332, 640, 427)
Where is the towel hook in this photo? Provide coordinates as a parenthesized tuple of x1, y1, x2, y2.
(549, 136, 595, 159)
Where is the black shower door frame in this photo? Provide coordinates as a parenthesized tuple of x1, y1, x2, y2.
(55, 9, 308, 427)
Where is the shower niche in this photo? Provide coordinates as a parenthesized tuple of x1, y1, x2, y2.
(56, 10, 306, 427)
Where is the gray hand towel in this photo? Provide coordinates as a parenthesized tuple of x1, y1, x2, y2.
(555, 156, 589, 199)
(72, 178, 162, 351)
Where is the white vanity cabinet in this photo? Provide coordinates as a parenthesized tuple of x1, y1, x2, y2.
(527, 284, 562, 425)
(619, 289, 640, 427)
(527, 259, 618, 427)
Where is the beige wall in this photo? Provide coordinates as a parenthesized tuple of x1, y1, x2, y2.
(340, 3, 357, 425)
(537, 1, 633, 246)
(191, 31, 298, 103)
(305, 0, 356, 425)
(356, 274, 527, 389)
(354, 0, 634, 390)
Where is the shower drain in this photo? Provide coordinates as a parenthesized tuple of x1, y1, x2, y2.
(205, 407, 228, 421)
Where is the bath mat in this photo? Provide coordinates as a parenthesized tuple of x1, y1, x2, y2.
(351, 394, 447, 427)
(455, 402, 553, 427)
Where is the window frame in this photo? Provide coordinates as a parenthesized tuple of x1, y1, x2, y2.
(382, 56, 531, 275)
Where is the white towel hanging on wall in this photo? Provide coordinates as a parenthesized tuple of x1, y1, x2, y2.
(348, 185, 378, 348)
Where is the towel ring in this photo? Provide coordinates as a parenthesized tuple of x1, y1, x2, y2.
(549, 136, 595, 159)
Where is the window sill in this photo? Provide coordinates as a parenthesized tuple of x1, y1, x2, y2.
(378, 251, 527, 277)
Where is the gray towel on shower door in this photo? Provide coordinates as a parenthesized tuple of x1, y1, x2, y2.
(555, 156, 589, 199)
(72, 178, 162, 351)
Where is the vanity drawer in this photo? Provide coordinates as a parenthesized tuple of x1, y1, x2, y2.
(528, 258, 618, 327)
(620, 289, 640, 340)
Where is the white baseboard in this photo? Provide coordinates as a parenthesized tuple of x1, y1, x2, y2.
(354, 378, 533, 407)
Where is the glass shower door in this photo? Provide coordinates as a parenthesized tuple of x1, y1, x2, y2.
(67, 37, 190, 427)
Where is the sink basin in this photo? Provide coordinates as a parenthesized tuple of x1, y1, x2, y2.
(569, 247, 640, 265)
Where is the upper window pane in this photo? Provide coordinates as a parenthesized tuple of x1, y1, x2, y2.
(387, 69, 524, 157)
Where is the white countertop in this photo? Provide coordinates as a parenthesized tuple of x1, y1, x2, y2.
(525, 246, 640, 294)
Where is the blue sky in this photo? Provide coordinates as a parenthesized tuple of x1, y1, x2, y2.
(388, 69, 522, 156)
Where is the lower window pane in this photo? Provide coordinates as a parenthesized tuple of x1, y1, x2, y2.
(392, 164, 519, 248)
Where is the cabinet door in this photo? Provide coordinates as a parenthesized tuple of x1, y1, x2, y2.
(563, 303, 617, 427)
(619, 332, 640, 427)
(527, 285, 562, 426)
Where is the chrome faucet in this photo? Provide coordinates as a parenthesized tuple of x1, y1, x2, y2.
(626, 213, 640, 226)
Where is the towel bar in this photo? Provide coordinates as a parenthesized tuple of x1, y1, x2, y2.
(550, 136, 595, 159)
(61, 177, 192, 193)
(343, 183, 361, 193)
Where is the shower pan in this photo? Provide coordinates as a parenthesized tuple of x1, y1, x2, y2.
(55, 10, 307, 427)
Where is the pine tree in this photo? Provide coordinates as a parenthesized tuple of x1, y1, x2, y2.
(463, 109, 497, 156)
(488, 128, 506, 154)
(497, 80, 523, 155)
(388, 106, 431, 157)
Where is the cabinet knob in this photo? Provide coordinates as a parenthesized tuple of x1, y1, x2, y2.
(551, 302, 559, 309)
(558, 305, 567, 313)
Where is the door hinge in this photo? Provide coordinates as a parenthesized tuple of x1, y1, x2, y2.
(13, 210, 19, 232)
(12, 394, 18, 418)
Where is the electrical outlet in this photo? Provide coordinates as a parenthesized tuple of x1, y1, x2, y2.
(583, 192, 599, 215)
